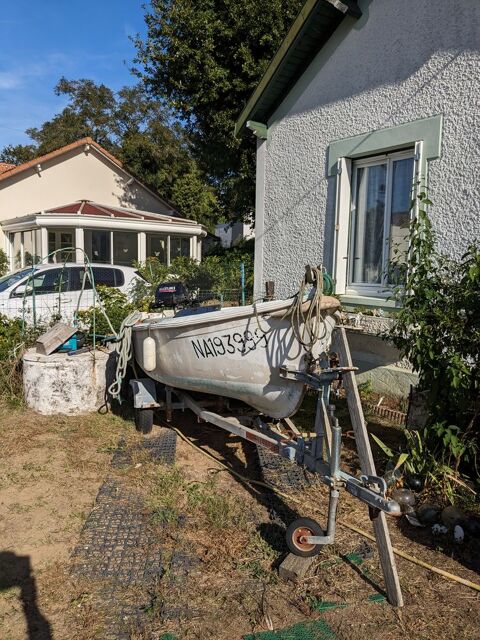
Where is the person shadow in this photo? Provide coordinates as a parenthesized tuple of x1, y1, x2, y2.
(0, 552, 52, 639)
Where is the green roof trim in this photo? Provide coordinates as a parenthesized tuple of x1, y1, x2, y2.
(235, 0, 361, 137)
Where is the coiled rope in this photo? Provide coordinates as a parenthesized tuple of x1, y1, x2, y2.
(253, 266, 330, 352)
(107, 310, 143, 401)
(290, 265, 328, 351)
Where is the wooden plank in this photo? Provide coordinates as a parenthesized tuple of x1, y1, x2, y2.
(283, 416, 301, 437)
(332, 327, 404, 607)
(36, 323, 77, 355)
(279, 553, 316, 583)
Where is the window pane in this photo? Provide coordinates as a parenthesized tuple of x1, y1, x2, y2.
(170, 236, 190, 261)
(351, 163, 387, 284)
(12, 233, 22, 269)
(26, 268, 68, 295)
(92, 267, 116, 287)
(112, 232, 137, 266)
(23, 231, 35, 266)
(59, 232, 74, 263)
(113, 269, 125, 287)
(85, 230, 110, 263)
(48, 231, 56, 262)
(47, 230, 74, 263)
(146, 234, 167, 264)
(388, 157, 414, 279)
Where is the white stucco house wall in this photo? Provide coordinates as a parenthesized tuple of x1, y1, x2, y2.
(235, 0, 480, 394)
(0, 138, 206, 270)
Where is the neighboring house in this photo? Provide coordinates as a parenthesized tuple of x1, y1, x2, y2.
(0, 138, 206, 270)
(236, 0, 480, 394)
(214, 221, 255, 248)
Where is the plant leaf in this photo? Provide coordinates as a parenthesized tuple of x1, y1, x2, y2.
(394, 452, 409, 471)
(370, 433, 394, 458)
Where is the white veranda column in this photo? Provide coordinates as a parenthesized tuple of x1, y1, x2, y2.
(75, 227, 84, 263)
(138, 232, 146, 263)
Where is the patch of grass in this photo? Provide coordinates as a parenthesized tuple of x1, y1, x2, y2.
(147, 465, 185, 525)
(237, 530, 279, 582)
(186, 479, 233, 529)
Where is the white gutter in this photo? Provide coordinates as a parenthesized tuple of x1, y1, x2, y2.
(1, 214, 207, 237)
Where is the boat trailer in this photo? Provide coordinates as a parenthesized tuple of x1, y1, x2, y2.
(130, 356, 401, 559)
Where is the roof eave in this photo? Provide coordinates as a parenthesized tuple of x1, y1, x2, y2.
(234, 0, 361, 137)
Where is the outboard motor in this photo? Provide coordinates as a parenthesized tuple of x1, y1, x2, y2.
(153, 281, 190, 310)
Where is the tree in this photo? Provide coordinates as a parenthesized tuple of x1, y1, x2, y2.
(0, 79, 218, 227)
(135, 0, 304, 221)
(0, 144, 38, 165)
(171, 165, 219, 231)
(26, 78, 117, 154)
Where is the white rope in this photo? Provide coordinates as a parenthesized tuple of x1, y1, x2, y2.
(107, 310, 143, 401)
(290, 266, 327, 352)
(254, 266, 327, 352)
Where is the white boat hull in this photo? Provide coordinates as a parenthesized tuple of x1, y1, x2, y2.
(132, 297, 338, 419)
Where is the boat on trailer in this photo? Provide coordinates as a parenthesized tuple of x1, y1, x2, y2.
(126, 268, 402, 587)
(132, 294, 340, 419)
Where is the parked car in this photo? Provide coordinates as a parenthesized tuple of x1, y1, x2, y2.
(0, 263, 144, 323)
(152, 281, 191, 309)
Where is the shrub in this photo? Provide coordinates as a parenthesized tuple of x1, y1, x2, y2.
(388, 192, 479, 478)
(134, 246, 254, 303)
(0, 314, 40, 405)
(0, 249, 8, 277)
(77, 286, 135, 336)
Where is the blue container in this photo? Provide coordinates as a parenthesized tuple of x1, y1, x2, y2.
(57, 335, 78, 352)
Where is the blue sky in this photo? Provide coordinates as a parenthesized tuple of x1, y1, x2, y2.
(0, 1, 147, 149)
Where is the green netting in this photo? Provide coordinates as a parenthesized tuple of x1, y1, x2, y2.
(309, 600, 348, 613)
(243, 619, 337, 640)
(367, 593, 386, 603)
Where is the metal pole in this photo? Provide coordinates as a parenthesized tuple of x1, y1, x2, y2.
(240, 261, 245, 306)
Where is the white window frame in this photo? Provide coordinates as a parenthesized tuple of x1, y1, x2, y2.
(333, 142, 422, 302)
(348, 149, 415, 297)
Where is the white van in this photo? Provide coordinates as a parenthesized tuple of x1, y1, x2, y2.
(0, 263, 144, 323)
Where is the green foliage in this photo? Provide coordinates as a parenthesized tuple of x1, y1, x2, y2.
(371, 427, 472, 504)
(135, 0, 304, 219)
(0, 249, 8, 277)
(0, 78, 219, 229)
(388, 192, 479, 477)
(134, 248, 254, 301)
(0, 144, 37, 165)
(0, 314, 40, 405)
(77, 286, 135, 336)
(171, 166, 219, 231)
(0, 314, 24, 361)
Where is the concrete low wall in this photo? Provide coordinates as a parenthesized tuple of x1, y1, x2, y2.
(23, 348, 115, 415)
(345, 321, 418, 397)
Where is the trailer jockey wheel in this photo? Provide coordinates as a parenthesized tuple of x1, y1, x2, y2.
(286, 517, 323, 557)
(134, 408, 154, 434)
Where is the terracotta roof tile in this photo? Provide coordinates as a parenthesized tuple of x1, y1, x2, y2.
(0, 162, 16, 175)
(0, 138, 122, 183)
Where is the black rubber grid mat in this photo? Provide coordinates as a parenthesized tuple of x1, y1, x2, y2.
(71, 479, 164, 585)
(256, 446, 313, 491)
(112, 429, 177, 468)
(70, 428, 179, 639)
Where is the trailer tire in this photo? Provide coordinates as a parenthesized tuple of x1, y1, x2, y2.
(286, 517, 323, 557)
(134, 408, 154, 434)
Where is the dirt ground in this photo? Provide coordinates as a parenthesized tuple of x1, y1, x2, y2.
(0, 400, 479, 640)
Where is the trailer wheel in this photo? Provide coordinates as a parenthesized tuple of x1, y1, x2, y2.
(134, 408, 154, 434)
(286, 517, 323, 557)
